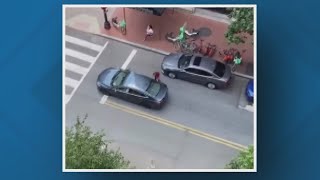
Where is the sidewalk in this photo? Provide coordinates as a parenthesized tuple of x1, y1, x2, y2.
(66, 7, 254, 78)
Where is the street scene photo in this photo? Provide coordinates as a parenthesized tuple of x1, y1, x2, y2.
(63, 6, 256, 170)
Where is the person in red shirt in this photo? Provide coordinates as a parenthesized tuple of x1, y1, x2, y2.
(153, 72, 160, 82)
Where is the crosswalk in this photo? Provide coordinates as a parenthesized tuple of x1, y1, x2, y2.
(64, 33, 108, 104)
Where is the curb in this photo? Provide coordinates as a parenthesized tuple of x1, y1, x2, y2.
(77, 27, 253, 80)
(232, 72, 253, 80)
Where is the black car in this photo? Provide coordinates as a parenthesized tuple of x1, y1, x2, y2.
(161, 53, 232, 89)
(97, 68, 168, 109)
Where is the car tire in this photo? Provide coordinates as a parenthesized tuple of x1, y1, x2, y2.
(97, 87, 104, 94)
(145, 103, 153, 109)
(168, 72, 176, 79)
(207, 83, 217, 89)
(99, 88, 110, 96)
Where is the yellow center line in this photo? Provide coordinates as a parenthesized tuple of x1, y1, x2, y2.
(104, 101, 247, 152)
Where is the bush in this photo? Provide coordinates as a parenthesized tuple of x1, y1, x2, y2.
(65, 114, 130, 169)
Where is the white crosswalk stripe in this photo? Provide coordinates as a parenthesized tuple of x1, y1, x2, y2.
(65, 77, 79, 88)
(65, 94, 71, 104)
(65, 61, 88, 75)
(64, 33, 109, 104)
(65, 35, 103, 52)
(65, 48, 95, 63)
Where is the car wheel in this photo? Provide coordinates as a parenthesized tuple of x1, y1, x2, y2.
(104, 91, 111, 96)
(145, 103, 153, 109)
(99, 88, 110, 96)
(168, 72, 176, 79)
(207, 83, 216, 89)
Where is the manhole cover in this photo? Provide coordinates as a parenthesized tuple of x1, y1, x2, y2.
(195, 27, 212, 37)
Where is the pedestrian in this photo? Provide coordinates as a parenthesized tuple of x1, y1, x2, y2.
(144, 25, 154, 41)
(153, 71, 160, 82)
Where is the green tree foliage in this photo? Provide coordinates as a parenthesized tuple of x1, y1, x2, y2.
(226, 145, 254, 169)
(66, 114, 130, 169)
(225, 8, 254, 44)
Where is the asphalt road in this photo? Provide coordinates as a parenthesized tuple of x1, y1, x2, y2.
(64, 27, 253, 169)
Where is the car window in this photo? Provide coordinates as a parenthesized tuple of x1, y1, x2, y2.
(193, 56, 202, 66)
(146, 81, 161, 97)
(112, 70, 129, 87)
(185, 68, 212, 76)
(213, 62, 226, 78)
(178, 55, 192, 68)
(117, 87, 129, 93)
(128, 89, 145, 97)
(199, 70, 212, 76)
(185, 68, 198, 74)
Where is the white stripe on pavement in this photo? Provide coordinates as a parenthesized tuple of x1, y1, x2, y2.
(121, 49, 137, 70)
(99, 95, 108, 104)
(65, 35, 103, 52)
(65, 61, 88, 75)
(65, 49, 95, 63)
(245, 105, 254, 112)
(65, 77, 79, 88)
(65, 41, 109, 104)
(65, 94, 71, 104)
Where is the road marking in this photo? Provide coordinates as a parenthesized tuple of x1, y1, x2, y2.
(65, 48, 95, 63)
(65, 94, 71, 104)
(99, 95, 108, 104)
(121, 49, 137, 70)
(65, 41, 109, 104)
(65, 61, 88, 75)
(65, 77, 78, 88)
(104, 101, 247, 151)
(245, 104, 254, 112)
(65, 35, 103, 52)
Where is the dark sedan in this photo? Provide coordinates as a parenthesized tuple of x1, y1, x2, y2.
(161, 53, 232, 89)
(97, 68, 168, 109)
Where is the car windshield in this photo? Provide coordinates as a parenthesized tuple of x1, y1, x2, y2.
(213, 62, 226, 78)
(112, 70, 129, 86)
(178, 55, 192, 68)
(146, 81, 161, 97)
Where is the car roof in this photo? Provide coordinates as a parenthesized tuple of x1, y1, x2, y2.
(188, 56, 217, 72)
(122, 72, 151, 92)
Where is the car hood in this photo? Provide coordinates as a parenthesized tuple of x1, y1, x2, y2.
(161, 53, 182, 70)
(97, 68, 119, 86)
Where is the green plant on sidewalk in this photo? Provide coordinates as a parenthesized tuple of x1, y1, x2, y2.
(225, 8, 254, 45)
(65, 114, 131, 169)
(226, 145, 254, 169)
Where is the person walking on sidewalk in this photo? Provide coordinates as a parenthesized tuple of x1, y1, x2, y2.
(232, 56, 242, 72)
(153, 71, 160, 82)
(144, 25, 154, 41)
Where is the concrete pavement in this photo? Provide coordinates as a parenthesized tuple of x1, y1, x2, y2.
(64, 26, 108, 103)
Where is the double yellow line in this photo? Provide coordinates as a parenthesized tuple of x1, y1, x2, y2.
(105, 101, 247, 152)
